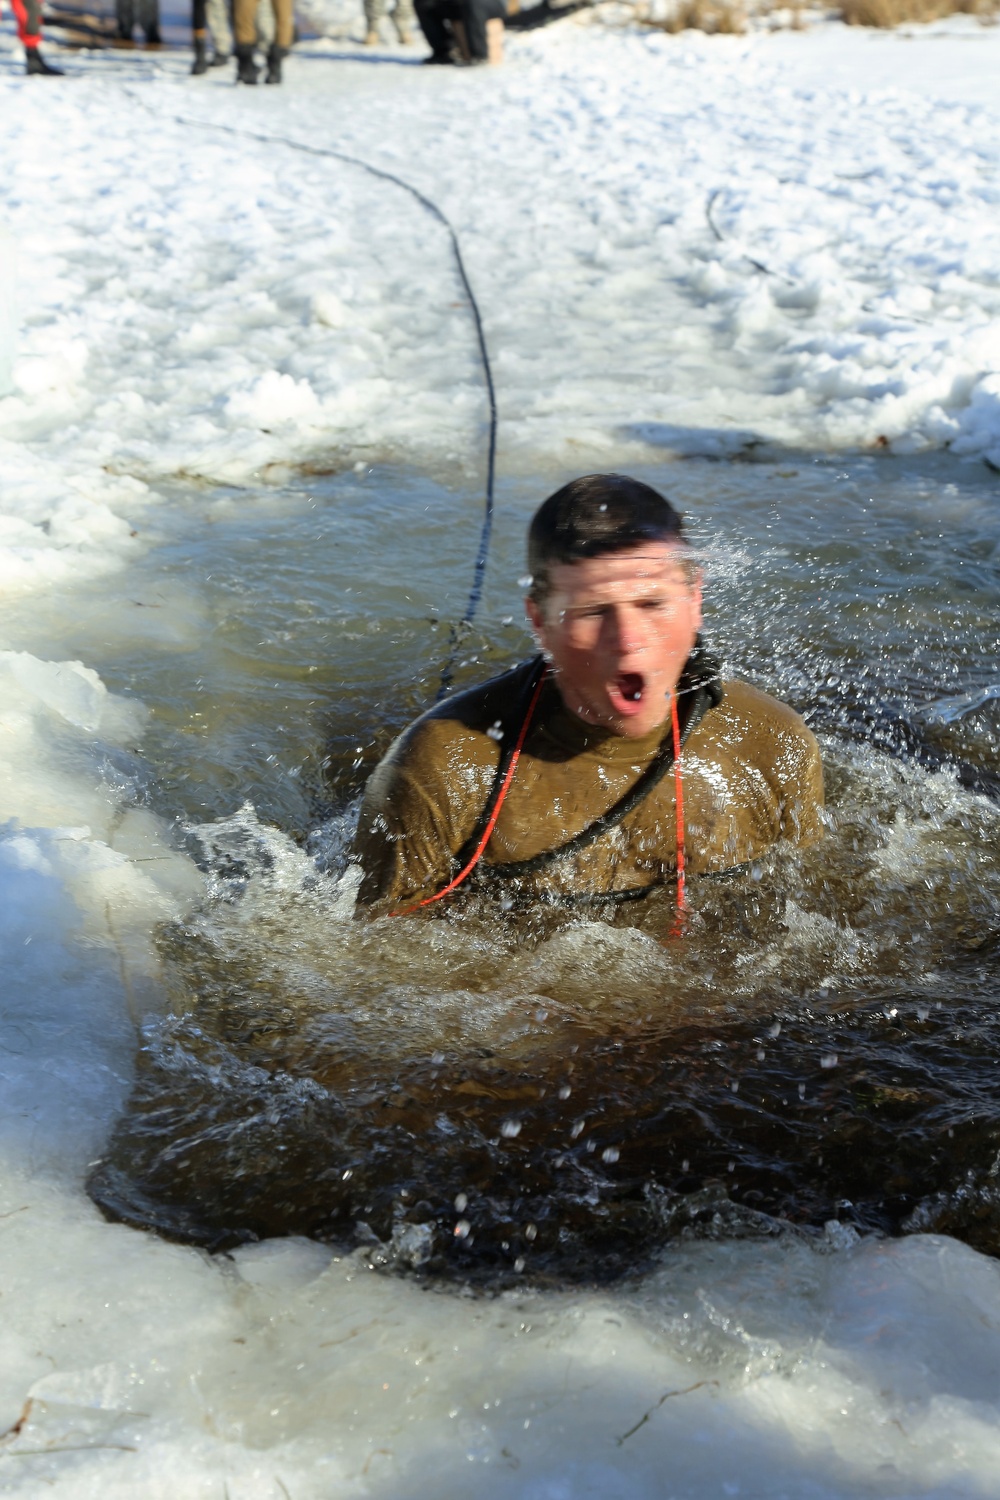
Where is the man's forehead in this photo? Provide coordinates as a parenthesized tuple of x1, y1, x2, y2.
(546, 544, 694, 595)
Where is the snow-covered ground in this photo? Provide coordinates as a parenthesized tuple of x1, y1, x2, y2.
(2, 11, 1000, 1497)
(3, 12, 1000, 595)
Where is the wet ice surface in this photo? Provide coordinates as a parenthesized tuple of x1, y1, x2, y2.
(3, 15, 1000, 1497)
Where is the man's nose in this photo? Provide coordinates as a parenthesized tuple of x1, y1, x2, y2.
(606, 607, 645, 656)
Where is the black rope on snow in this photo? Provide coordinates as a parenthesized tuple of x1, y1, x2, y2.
(704, 186, 794, 284)
(128, 95, 497, 700)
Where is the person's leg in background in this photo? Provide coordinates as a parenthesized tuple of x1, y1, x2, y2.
(233, 0, 260, 80)
(115, 0, 135, 42)
(205, 0, 233, 64)
(391, 0, 414, 44)
(191, 0, 209, 73)
(461, 0, 504, 62)
(11, 0, 63, 73)
(413, 0, 452, 61)
(137, 0, 162, 45)
(263, 0, 292, 82)
(364, 0, 386, 46)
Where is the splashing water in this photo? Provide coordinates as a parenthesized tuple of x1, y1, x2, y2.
(7, 453, 996, 1283)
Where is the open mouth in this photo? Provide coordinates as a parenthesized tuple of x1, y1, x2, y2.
(608, 671, 646, 715)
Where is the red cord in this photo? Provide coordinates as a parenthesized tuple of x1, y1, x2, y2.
(389, 671, 686, 928)
(669, 688, 686, 938)
(388, 667, 549, 917)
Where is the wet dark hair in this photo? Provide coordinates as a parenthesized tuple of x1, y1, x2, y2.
(527, 473, 687, 604)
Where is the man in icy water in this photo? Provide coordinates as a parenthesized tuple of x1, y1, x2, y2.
(353, 473, 824, 916)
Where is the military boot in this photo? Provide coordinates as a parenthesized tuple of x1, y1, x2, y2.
(264, 42, 286, 82)
(26, 47, 64, 74)
(235, 42, 259, 81)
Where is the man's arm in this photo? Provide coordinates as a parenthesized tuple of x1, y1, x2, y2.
(351, 716, 498, 915)
(684, 682, 825, 874)
(353, 757, 462, 914)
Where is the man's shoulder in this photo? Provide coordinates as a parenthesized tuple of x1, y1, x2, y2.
(711, 679, 815, 742)
(382, 658, 540, 772)
(691, 678, 820, 781)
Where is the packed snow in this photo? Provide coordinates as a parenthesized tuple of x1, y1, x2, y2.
(3, 12, 1000, 596)
(2, 9, 1000, 1497)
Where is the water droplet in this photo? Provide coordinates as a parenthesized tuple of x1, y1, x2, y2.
(454, 1219, 471, 1239)
(820, 1053, 838, 1069)
(501, 1119, 522, 1139)
(558, 1084, 572, 1100)
(514, 1257, 525, 1273)
(524, 1223, 537, 1241)
(602, 1146, 620, 1163)
(798, 1082, 806, 1098)
(454, 1192, 468, 1212)
(681, 1158, 690, 1172)
(769, 1022, 782, 1038)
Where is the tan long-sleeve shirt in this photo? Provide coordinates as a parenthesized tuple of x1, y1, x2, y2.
(353, 659, 824, 913)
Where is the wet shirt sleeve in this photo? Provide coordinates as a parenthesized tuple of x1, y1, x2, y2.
(684, 684, 825, 874)
(352, 724, 494, 914)
(775, 718, 825, 848)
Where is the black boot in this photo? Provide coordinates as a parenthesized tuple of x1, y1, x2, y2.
(26, 47, 64, 74)
(191, 34, 208, 73)
(264, 42, 286, 83)
(235, 42, 259, 82)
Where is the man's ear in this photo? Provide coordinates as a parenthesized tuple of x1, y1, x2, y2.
(525, 596, 546, 646)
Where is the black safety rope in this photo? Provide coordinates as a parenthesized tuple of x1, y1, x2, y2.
(125, 92, 497, 700)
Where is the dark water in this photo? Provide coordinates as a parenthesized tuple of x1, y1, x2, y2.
(62, 451, 1000, 1281)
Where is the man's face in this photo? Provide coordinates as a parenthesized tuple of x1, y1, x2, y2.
(525, 543, 702, 739)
